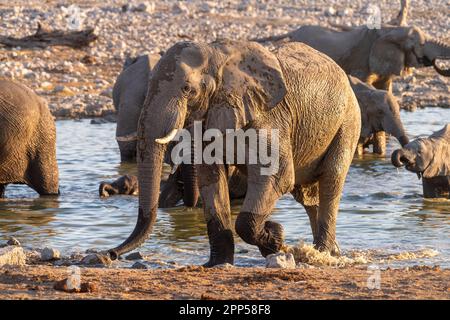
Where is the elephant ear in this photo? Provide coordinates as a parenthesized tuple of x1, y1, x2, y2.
(369, 30, 406, 77)
(424, 125, 450, 178)
(211, 40, 287, 128)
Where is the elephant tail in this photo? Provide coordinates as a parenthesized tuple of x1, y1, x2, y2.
(250, 32, 291, 43)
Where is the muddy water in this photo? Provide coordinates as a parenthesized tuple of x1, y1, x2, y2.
(0, 108, 449, 268)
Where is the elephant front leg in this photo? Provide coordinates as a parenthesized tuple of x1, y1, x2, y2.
(235, 165, 293, 257)
(198, 164, 234, 267)
(372, 131, 387, 155)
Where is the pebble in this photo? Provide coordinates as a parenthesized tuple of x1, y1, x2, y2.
(41, 247, 61, 261)
(81, 253, 112, 267)
(7, 237, 21, 246)
(265, 252, 296, 269)
(131, 261, 148, 269)
(125, 252, 144, 260)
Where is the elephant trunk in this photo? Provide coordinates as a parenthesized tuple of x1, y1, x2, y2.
(180, 141, 199, 207)
(108, 89, 187, 259)
(391, 149, 405, 167)
(99, 182, 117, 198)
(108, 144, 165, 260)
(424, 40, 450, 77)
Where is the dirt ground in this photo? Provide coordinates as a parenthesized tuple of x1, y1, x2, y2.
(0, 264, 448, 300)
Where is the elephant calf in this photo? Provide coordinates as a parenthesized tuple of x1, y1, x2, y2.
(392, 124, 450, 199)
(99, 175, 139, 198)
(0, 80, 59, 197)
(349, 76, 409, 156)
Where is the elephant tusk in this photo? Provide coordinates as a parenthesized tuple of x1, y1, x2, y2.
(116, 132, 138, 142)
(170, 164, 179, 174)
(155, 129, 178, 144)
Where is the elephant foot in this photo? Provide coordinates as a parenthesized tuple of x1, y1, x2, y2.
(204, 223, 235, 267)
(235, 213, 285, 258)
(315, 239, 341, 257)
(257, 221, 285, 257)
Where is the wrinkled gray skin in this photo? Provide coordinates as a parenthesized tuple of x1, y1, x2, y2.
(349, 76, 409, 156)
(108, 40, 361, 267)
(253, 25, 450, 91)
(0, 80, 59, 197)
(392, 124, 450, 199)
(113, 54, 199, 207)
(114, 54, 160, 161)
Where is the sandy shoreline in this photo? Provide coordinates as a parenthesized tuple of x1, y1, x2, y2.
(0, 264, 448, 300)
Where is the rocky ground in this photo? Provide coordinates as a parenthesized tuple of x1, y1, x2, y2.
(1, 264, 449, 299)
(0, 0, 449, 118)
(0, 239, 448, 299)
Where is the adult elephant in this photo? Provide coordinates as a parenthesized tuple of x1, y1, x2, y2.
(349, 76, 409, 156)
(113, 54, 160, 161)
(108, 40, 361, 266)
(392, 124, 449, 199)
(253, 25, 450, 91)
(0, 80, 59, 197)
(113, 54, 199, 207)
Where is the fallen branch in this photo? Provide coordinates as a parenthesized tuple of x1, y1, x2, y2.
(0, 23, 97, 49)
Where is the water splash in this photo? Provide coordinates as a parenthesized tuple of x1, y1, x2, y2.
(286, 241, 440, 268)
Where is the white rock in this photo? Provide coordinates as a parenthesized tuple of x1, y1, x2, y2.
(0, 246, 26, 266)
(265, 252, 296, 269)
(41, 247, 61, 261)
(325, 6, 336, 17)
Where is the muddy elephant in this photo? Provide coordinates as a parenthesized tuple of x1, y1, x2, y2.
(0, 80, 59, 198)
(349, 76, 409, 156)
(107, 40, 361, 266)
(392, 124, 450, 199)
(253, 25, 450, 91)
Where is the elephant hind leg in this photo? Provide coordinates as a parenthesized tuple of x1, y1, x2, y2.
(291, 184, 320, 244)
(316, 127, 357, 256)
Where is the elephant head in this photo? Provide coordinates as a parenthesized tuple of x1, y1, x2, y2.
(350, 76, 409, 146)
(391, 124, 450, 178)
(99, 174, 139, 198)
(108, 40, 287, 259)
(370, 26, 450, 77)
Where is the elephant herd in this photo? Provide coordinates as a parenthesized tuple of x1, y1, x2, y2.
(1, 17, 449, 266)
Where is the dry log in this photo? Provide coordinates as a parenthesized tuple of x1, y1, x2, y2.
(0, 23, 97, 49)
